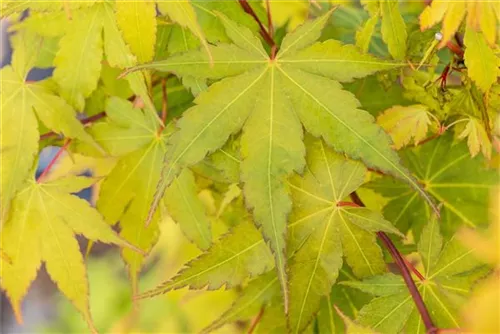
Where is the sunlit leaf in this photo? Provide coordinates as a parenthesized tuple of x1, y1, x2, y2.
(126, 12, 435, 308)
(0, 176, 138, 332)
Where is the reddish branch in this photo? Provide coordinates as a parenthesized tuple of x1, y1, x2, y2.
(37, 139, 72, 183)
(349, 192, 438, 333)
(247, 307, 265, 334)
(39, 112, 106, 140)
(238, 0, 277, 58)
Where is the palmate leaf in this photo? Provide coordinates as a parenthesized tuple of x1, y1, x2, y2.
(287, 137, 402, 333)
(87, 97, 210, 289)
(377, 104, 431, 149)
(457, 117, 492, 159)
(128, 11, 435, 307)
(0, 30, 99, 220)
(0, 175, 139, 332)
(346, 218, 486, 333)
(367, 133, 499, 239)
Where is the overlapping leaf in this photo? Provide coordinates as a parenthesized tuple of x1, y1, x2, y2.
(87, 97, 210, 288)
(136, 220, 273, 299)
(0, 30, 99, 220)
(14, 2, 160, 121)
(287, 137, 401, 333)
(457, 117, 492, 159)
(127, 11, 435, 306)
(0, 176, 138, 332)
(366, 133, 499, 238)
(463, 28, 499, 93)
(377, 104, 432, 149)
(346, 218, 485, 333)
(420, 1, 500, 46)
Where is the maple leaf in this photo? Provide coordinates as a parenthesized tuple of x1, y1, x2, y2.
(136, 220, 273, 299)
(457, 117, 492, 159)
(366, 133, 499, 239)
(287, 136, 402, 333)
(420, 1, 500, 47)
(127, 10, 435, 307)
(84, 96, 210, 289)
(345, 217, 486, 333)
(0, 30, 100, 220)
(377, 104, 432, 149)
(0, 175, 140, 332)
(463, 27, 500, 93)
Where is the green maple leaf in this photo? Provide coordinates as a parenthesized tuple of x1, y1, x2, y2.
(86, 96, 210, 288)
(366, 133, 499, 238)
(345, 217, 487, 333)
(0, 175, 139, 332)
(136, 220, 273, 299)
(128, 10, 434, 306)
(0, 30, 100, 220)
(316, 267, 374, 334)
(287, 137, 402, 333)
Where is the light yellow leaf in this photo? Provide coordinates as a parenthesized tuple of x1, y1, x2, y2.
(115, 1, 156, 63)
(464, 27, 499, 92)
(377, 104, 431, 149)
(420, 0, 500, 47)
(458, 117, 492, 159)
(53, 5, 103, 110)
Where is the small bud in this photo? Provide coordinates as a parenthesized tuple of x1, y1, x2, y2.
(435, 32, 443, 41)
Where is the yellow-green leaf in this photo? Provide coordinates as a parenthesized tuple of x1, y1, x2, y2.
(458, 117, 492, 159)
(464, 27, 499, 92)
(0, 176, 137, 331)
(53, 5, 103, 110)
(377, 104, 431, 149)
(158, 0, 212, 64)
(115, 1, 156, 63)
(380, 0, 407, 60)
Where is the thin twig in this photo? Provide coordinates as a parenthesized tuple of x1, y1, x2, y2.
(350, 192, 437, 333)
(39, 112, 106, 140)
(37, 139, 72, 183)
(238, 0, 277, 58)
(402, 256, 426, 282)
(265, 0, 273, 38)
(247, 307, 265, 334)
(158, 78, 168, 134)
